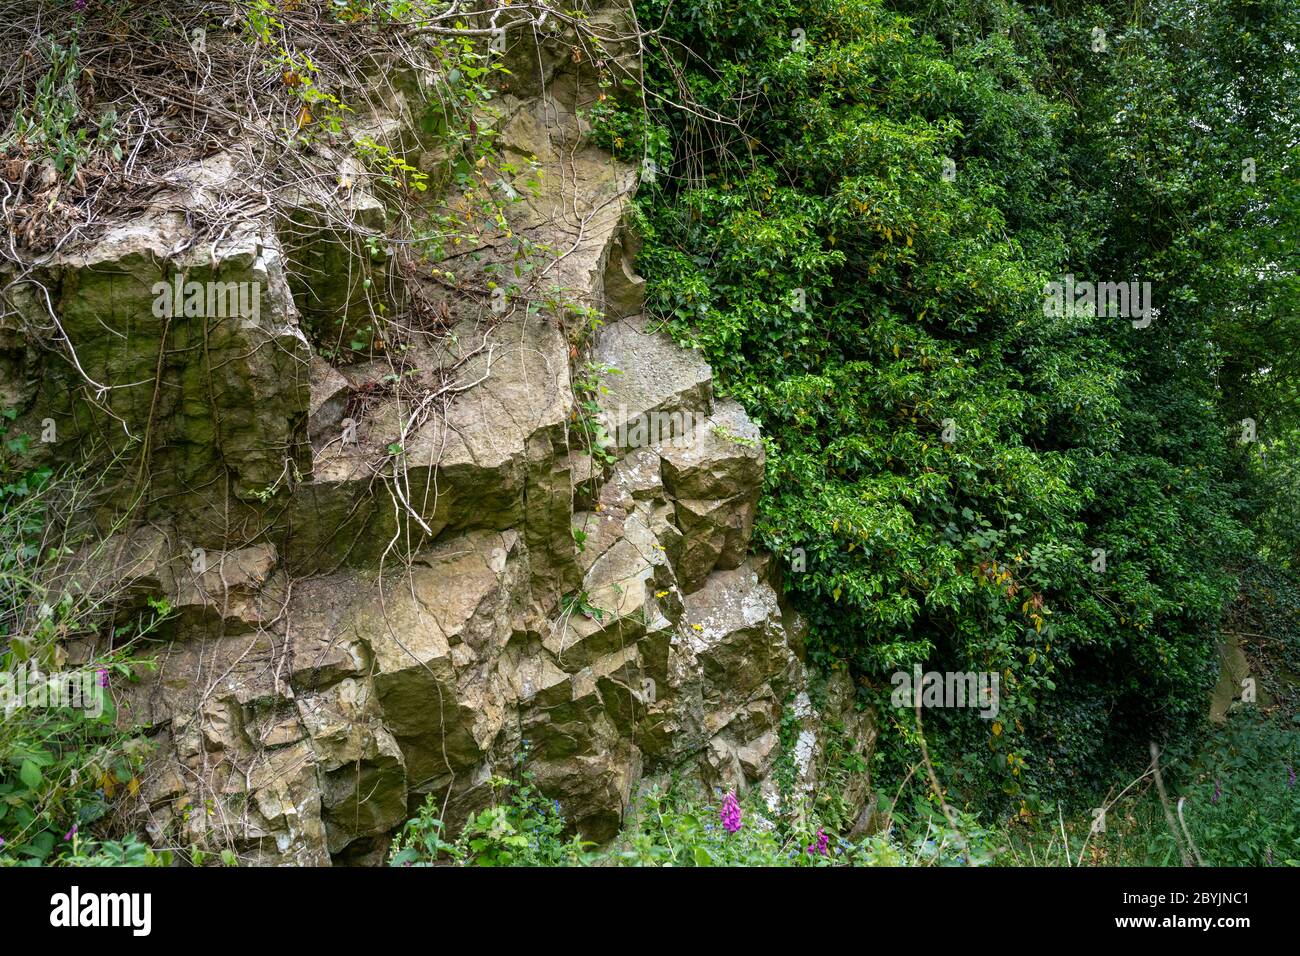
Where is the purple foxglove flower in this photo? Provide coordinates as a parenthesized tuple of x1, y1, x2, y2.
(720, 792, 742, 834)
(805, 828, 830, 856)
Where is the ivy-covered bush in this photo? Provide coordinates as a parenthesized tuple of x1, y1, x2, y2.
(593, 0, 1300, 813)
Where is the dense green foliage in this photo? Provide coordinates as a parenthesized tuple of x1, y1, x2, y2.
(391, 768, 1002, 866)
(593, 0, 1300, 811)
(391, 769, 592, 867)
(0, 430, 167, 867)
(392, 706, 1299, 866)
(6, 0, 1296, 865)
(1165, 711, 1300, 865)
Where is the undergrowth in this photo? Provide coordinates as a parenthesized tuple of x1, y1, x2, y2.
(0, 423, 169, 867)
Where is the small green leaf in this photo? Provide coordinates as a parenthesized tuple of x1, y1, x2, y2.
(19, 760, 42, 790)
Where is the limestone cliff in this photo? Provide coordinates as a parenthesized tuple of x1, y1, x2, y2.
(0, 2, 871, 864)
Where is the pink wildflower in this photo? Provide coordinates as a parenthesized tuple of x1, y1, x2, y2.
(805, 828, 829, 857)
(720, 792, 742, 834)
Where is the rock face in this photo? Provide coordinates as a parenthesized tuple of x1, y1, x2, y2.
(2, 2, 871, 864)
(2, 148, 314, 509)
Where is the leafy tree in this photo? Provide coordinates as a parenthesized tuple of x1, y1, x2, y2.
(601, 0, 1300, 811)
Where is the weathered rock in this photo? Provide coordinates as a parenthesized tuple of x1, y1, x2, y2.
(594, 315, 713, 449)
(118, 627, 333, 865)
(1210, 632, 1271, 722)
(659, 398, 764, 500)
(170, 544, 284, 635)
(308, 357, 353, 450)
(681, 561, 801, 735)
(282, 309, 579, 598)
(298, 678, 408, 857)
(350, 530, 523, 788)
(279, 162, 393, 349)
(10, 0, 873, 865)
(658, 399, 764, 591)
(6, 150, 313, 513)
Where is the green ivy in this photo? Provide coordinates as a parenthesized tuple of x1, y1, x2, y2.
(609, 0, 1300, 813)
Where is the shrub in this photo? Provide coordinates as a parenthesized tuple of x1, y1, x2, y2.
(611, 0, 1298, 813)
(0, 428, 166, 865)
(390, 771, 590, 867)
